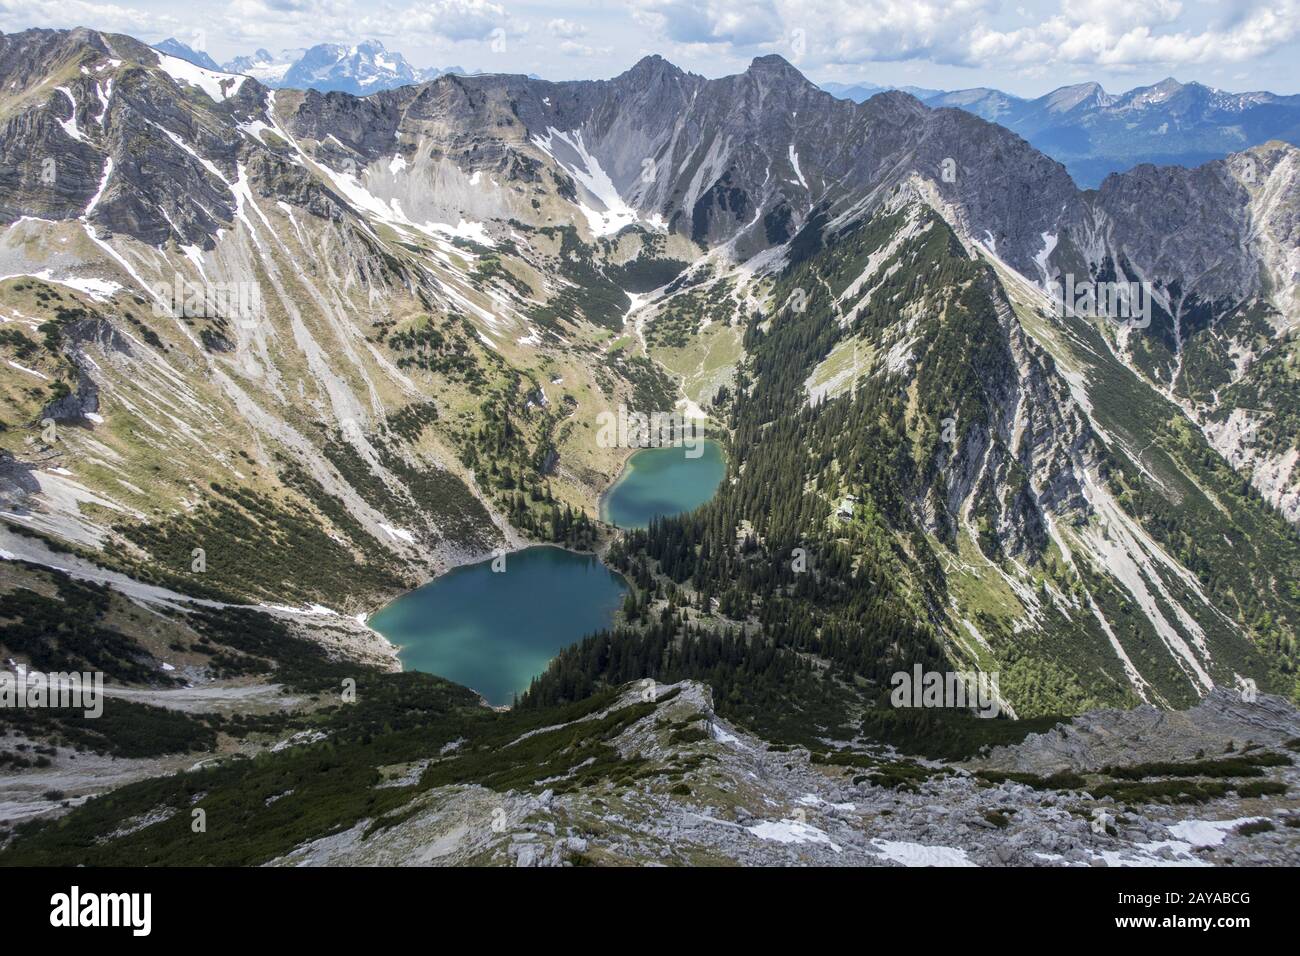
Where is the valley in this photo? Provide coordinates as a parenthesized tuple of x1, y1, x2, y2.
(0, 25, 1297, 868)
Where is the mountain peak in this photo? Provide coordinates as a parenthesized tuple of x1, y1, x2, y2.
(747, 53, 801, 76)
(1054, 81, 1104, 95)
(153, 36, 221, 72)
(626, 54, 679, 75)
(617, 54, 687, 87)
(1041, 81, 1110, 112)
(743, 54, 817, 94)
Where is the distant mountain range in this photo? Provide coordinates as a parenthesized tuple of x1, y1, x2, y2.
(820, 80, 944, 102)
(153, 36, 473, 95)
(824, 77, 1300, 188)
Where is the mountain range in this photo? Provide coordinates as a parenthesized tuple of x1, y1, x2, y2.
(821, 80, 944, 102)
(0, 27, 1297, 865)
(155, 36, 1300, 189)
(827, 76, 1300, 188)
(155, 36, 472, 95)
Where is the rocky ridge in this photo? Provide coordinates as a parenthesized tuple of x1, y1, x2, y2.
(271, 681, 1300, 866)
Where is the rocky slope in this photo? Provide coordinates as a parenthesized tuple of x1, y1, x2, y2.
(0, 28, 694, 612)
(596, 175, 1295, 718)
(161, 681, 1300, 867)
(4, 662, 1296, 866)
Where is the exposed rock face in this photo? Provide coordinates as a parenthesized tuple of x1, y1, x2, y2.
(1032, 143, 1300, 521)
(3, 34, 1290, 332)
(269, 681, 1300, 867)
(0, 28, 697, 610)
(271, 48, 1298, 542)
(983, 688, 1300, 774)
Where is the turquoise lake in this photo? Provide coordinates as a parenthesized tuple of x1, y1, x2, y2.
(369, 441, 726, 705)
(599, 439, 726, 529)
(368, 546, 628, 706)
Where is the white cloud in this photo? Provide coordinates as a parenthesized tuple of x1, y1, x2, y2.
(547, 17, 586, 39)
(805, 0, 997, 65)
(969, 0, 1300, 68)
(631, 0, 784, 48)
(556, 38, 611, 57)
(392, 0, 510, 42)
(226, 0, 351, 28)
(626, 0, 1300, 74)
(0, 0, 181, 35)
(219, 0, 510, 47)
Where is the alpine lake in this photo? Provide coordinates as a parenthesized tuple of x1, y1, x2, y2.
(368, 440, 725, 705)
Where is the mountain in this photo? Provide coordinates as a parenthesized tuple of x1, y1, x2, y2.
(820, 80, 943, 102)
(216, 40, 464, 94)
(278, 39, 429, 94)
(822, 77, 1300, 188)
(924, 78, 1300, 188)
(0, 29, 1297, 864)
(221, 47, 300, 86)
(152, 36, 220, 72)
(919, 86, 1019, 121)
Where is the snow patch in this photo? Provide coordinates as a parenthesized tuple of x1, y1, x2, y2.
(84, 157, 113, 217)
(788, 144, 808, 190)
(532, 127, 639, 236)
(1034, 231, 1058, 282)
(870, 839, 977, 867)
(709, 722, 744, 747)
(154, 51, 247, 102)
(54, 87, 85, 142)
(0, 270, 120, 302)
(747, 819, 842, 852)
(424, 219, 495, 247)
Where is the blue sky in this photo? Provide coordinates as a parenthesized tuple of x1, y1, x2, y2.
(3, 0, 1299, 95)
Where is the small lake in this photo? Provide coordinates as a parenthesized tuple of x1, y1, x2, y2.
(368, 546, 627, 706)
(599, 439, 726, 530)
(369, 442, 725, 705)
